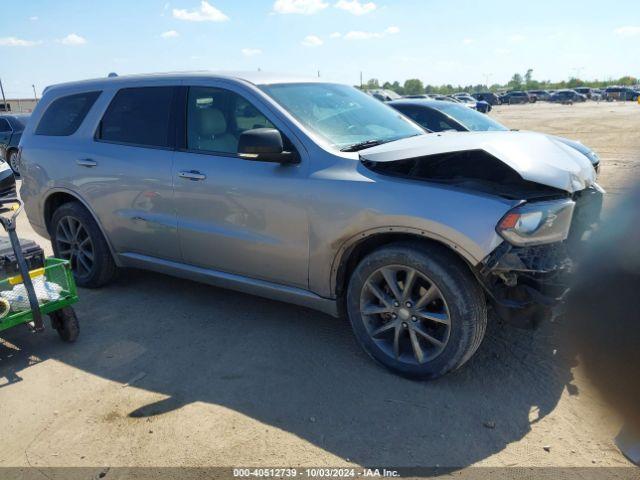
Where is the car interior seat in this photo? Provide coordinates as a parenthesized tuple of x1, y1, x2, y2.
(193, 108, 238, 153)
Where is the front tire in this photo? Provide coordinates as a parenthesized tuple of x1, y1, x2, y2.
(346, 243, 487, 380)
(8, 149, 19, 176)
(50, 202, 117, 288)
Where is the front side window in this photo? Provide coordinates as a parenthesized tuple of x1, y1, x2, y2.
(260, 83, 423, 151)
(187, 87, 275, 154)
(97, 87, 174, 148)
(35, 91, 100, 136)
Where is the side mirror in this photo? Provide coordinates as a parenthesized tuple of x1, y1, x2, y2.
(238, 128, 299, 164)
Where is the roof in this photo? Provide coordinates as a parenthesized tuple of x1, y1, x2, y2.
(43, 71, 325, 94)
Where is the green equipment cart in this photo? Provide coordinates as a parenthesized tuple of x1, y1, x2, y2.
(0, 198, 79, 341)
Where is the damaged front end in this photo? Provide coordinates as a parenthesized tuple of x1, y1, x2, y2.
(479, 242, 573, 328)
(360, 135, 604, 328)
(479, 185, 604, 328)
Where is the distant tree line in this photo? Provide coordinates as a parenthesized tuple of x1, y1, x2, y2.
(361, 70, 638, 95)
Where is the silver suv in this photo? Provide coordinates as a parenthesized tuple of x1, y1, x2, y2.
(19, 72, 603, 379)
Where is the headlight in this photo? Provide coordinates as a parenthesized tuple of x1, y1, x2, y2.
(497, 199, 575, 246)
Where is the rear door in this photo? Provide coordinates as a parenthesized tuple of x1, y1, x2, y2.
(172, 83, 309, 288)
(87, 86, 180, 261)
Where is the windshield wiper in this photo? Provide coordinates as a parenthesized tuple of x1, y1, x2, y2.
(340, 133, 423, 153)
(340, 139, 387, 152)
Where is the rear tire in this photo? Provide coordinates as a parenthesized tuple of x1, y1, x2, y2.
(346, 242, 487, 380)
(50, 307, 79, 342)
(50, 202, 117, 288)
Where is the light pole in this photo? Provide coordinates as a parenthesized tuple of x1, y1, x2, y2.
(32, 84, 38, 102)
(0, 78, 6, 111)
(482, 73, 492, 91)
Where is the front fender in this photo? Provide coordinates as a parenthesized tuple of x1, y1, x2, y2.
(327, 225, 484, 297)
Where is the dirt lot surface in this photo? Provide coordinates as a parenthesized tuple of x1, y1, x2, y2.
(0, 102, 639, 473)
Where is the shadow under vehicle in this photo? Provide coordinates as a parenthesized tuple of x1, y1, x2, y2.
(1, 265, 578, 470)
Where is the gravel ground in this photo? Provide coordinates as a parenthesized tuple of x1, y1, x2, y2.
(0, 101, 638, 473)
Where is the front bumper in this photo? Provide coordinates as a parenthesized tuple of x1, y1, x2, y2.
(479, 185, 604, 328)
(479, 242, 572, 328)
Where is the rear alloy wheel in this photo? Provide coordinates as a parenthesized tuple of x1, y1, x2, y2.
(55, 215, 95, 280)
(51, 202, 117, 288)
(347, 243, 487, 380)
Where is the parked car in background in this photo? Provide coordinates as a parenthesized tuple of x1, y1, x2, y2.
(431, 95, 460, 103)
(549, 89, 587, 104)
(20, 72, 602, 380)
(501, 91, 531, 104)
(604, 86, 639, 101)
(472, 92, 501, 105)
(591, 88, 603, 101)
(403, 94, 432, 99)
(453, 94, 491, 113)
(388, 99, 601, 173)
(527, 90, 551, 101)
(574, 87, 593, 99)
(368, 89, 402, 102)
(0, 114, 30, 175)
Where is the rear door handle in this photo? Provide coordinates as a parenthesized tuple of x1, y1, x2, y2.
(77, 159, 97, 167)
(178, 170, 206, 181)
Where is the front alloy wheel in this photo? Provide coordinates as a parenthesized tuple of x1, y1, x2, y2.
(361, 266, 451, 365)
(346, 243, 487, 380)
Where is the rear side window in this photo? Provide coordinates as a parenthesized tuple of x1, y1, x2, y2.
(35, 91, 101, 136)
(97, 87, 174, 148)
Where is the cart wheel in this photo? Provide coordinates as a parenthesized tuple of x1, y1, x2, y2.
(49, 307, 80, 343)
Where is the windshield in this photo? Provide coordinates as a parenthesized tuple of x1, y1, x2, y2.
(260, 83, 424, 150)
(432, 102, 508, 132)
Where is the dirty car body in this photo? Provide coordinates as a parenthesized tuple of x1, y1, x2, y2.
(19, 73, 603, 378)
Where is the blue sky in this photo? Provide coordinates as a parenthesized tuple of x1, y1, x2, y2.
(1, 0, 638, 97)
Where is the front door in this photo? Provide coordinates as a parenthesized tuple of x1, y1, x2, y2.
(172, 85, 309, 288)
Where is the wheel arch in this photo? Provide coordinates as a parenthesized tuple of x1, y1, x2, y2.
(43, 189, 120, 263)
(331, 227, 481, 307)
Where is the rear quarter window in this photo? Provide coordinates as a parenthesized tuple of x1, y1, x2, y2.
(35, 91, 101, 136)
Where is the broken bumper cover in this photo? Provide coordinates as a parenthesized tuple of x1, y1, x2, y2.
(479, 242, 573, 328)
(479, 185, 604, 328)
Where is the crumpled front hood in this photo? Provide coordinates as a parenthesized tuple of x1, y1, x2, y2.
(360, 130, 597, 193)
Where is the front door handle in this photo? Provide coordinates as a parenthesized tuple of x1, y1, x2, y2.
(77, 159, 97, 168)
(178, 170, 206, 181)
